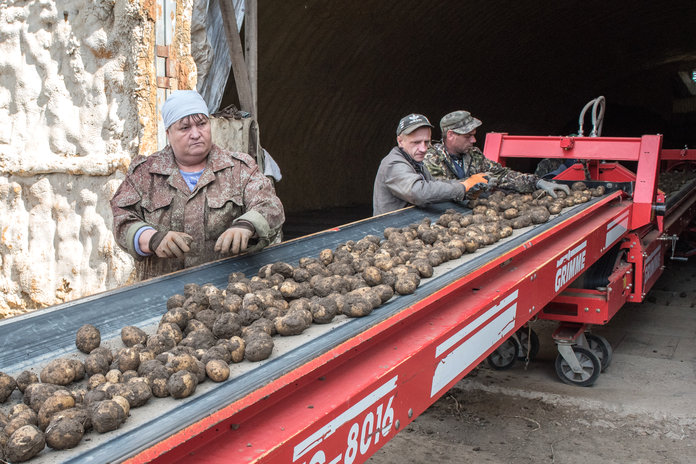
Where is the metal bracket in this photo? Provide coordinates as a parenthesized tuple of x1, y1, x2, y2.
(557, 343, 584, 374)
(658, 234, 688, 262)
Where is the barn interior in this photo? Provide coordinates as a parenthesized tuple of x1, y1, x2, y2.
(216, 1, 696, 238)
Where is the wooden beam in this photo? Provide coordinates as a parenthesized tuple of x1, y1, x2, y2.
(245, 0, 258, 117)
(219, 0, 254, 114)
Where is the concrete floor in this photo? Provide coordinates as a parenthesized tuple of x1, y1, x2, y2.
(462, 256, 696, 428)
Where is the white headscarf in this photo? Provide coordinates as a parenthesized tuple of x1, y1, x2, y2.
(162, 90, 210, 129)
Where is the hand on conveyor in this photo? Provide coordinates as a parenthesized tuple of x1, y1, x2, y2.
(215, 225, 254, 255)
(461, 172, 493, 193)
(536, 179, 571, 198)
(149, 231, 193, 258)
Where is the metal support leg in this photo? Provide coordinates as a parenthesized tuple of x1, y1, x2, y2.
(557, 342, 584, 374)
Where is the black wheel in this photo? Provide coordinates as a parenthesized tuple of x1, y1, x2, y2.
(516, 327, 540, 361)
(554, 346, 601, 387)
(487, 337, 520, 370)
(585, 333, 613, 371)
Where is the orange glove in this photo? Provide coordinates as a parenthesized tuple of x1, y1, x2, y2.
(460, 173, 490, 191)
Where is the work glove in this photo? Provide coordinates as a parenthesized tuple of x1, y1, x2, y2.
(460, 172, 491, 193)
(215, 226, 255, 255)
(536, 178, 571, 198)
(149, 231, 193, 258)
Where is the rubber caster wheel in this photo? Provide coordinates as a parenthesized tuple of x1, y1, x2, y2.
(487, 337, 520, 370)
(516, 327, 540, 361)
(585, 333, 613, 371)
(555, 346, 601, 387)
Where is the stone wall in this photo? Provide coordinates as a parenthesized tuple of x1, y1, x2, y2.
(0, 0, 194, 316)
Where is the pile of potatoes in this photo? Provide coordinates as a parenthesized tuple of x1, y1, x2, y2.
(0, 182, 602, 461)
(658, 169, 696, 198)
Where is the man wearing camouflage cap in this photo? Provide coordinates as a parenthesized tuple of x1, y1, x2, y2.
(424, 110, 570, 197)
(373, 113, 490, 215)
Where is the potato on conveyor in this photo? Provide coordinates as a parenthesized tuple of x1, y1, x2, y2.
(205, 359, 230, 382)
(121, 325, 148, 347)
(15, 370, 39, 394)
(45, 415, 84, 450)
(91, 400, 126, 432)
(275, 309, 312, 336)
(530, 207, 551, 224)
(5, 424, 45, 462)
(40, 358, 82, 386)
(75, 324, 101, 354)
(244, 331, 274, 361)
(37, 392, 75, 430)
(0, 371, 17, 403)
(212, 312, 243, 339)
(342, 293, 373, 317)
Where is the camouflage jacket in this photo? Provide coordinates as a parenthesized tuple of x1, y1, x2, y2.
(424, 143, 538, 193)
(111, 144, 285, 280)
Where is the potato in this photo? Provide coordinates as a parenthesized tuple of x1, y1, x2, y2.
(212, 312, 242, 339)
(342, 294, 373, 317)
(348, 288, 382, 309)
(275, 310, 312, 336)
(227, 336, 246, 363)
(52, 406, 92, 432)
(5, 424, 45, 462)
(83, 389, 109, 405)
(410, 259, 434, 278)
(309, 297, 339, 324)
(394, 273, 420, 295)
(226, 280, 251, 297)
(591, 185, 606, 196)
(530, 207, 550, 224)
(201, 345, 232, 365)
(84, 352, 110, 377)
(292, 267, 312, 283)
(499, 225, 514, 238)
(45, 415, 84, 450)
(88, 374, 107, 390)
(548, 202, 563, 214)
(121, 325, 148, 347)
(91, 400, 126, 433)
(4, 409, 38, 438)
(362, 266, 383, 286)
(244, 332, 274, 362)
(116, 347, 140, 373)
(205, 359, 230, 382)
(571, 181, 587, 191)
(0, 372, 17, 402)
(105, 369, 122, 384)
(40, 358, 80, 386)
(13, 371, 37, 394)
(167, 293, 187, 309)
(145, 333, 176, 355)
(156, 322, 182, 345)
(161, 308, 192, 331)
(372, 284, 395, 304)
(38, 393, 75, 431)
(125, 378, 153, 407)
(165, 370, 198, 399)
(75, 324, 101, 354)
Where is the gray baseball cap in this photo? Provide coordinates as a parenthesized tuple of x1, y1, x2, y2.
(440, 110, 482, 135)
(396, 113, 434, 136)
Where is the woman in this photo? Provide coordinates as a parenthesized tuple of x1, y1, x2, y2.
(111, 90, 284, 280)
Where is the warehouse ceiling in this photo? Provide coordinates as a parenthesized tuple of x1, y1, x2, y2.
(221, 1, 696, 214)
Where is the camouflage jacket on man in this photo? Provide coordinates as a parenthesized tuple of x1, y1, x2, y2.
(424, 143, 538, 193)
(111, 144, 285, 280)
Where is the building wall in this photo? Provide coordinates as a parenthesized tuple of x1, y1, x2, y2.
(0, 0, 194, 316)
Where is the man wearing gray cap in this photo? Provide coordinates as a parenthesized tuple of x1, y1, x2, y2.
(424, 110, 569, 197)
(373, 113, 491, 216)
(111, 90, 284, 280)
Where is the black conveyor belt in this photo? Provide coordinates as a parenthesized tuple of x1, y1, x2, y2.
(0, 199, 604, 463)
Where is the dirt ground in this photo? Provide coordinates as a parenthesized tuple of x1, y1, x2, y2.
(371, 259, 696, 464)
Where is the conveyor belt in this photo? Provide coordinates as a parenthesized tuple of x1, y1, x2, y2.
(0, 198, 607, 463)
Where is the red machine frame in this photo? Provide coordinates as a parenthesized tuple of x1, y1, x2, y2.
(120, 135, 695, 464)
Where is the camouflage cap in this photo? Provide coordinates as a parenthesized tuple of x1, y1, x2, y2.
(396, 113, 433, 136)
(440, 110, 482, 135)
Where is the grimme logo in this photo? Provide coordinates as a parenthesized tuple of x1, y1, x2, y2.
(555, 241, 587, 291)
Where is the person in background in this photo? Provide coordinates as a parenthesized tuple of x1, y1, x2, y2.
(373, 113, 490, 216)
(424, 110, 570, 197)
(111, 90, 284, 280)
